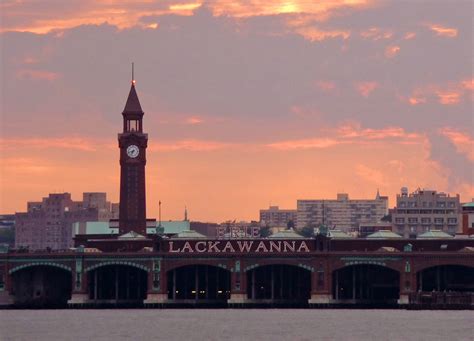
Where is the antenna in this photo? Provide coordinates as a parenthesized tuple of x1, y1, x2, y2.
(131, 62, 135, 84)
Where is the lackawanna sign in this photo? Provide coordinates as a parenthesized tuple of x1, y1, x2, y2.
(166, 240, 313, 254)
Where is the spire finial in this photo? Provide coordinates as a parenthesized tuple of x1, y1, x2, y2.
(132, 62, 136, 85)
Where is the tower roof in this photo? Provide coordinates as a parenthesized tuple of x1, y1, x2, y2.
(123, 83, 143, 114)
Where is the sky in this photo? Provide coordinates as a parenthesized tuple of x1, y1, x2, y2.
(0, 0, 473, 222)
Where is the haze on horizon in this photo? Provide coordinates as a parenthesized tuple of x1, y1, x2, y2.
(0, 0, 473, 222)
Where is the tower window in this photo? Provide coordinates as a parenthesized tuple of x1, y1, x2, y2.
(127, 120, 140, 132)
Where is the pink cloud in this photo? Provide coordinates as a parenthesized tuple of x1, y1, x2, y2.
(404, 32, 416, 40)
(149, 139, 233, 152)
(385, 45, 400, 58)
(436, 90, 461, 105)
(355, 164, 385, 186)
(315, 80, 336, 92)
(438, 128, 474, 161)
(355, 81, 378, 97)
(360, 27, 393, 40)
(428, 24, 458, 38)
(16, 69, 60, 81)
(267, 124, 423, 151)
(185, 116, 204, 125)
(0, 137, 101, 151)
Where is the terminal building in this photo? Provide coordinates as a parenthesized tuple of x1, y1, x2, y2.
(1, 77, 472, 309)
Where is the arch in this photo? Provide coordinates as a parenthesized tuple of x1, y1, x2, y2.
(88, 264, 148, 302)
(244, 262, 314, 273)
(415, 262, 474, 273)
(9, 262, 72, 274)
(11, 264, 72, 307)
(333, 259, 401, 273)
(165, 261, 231, 273)
(246, 264, 311, 301)
(167, 264, 231, 301)
(84, 261, 150, 273)
(416, 264, 474, 292)
(332, 264, 400, 302)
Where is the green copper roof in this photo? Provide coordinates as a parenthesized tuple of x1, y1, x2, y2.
(418, 230, 453, 239)
(269, 229, 303, 239)
(327, 229, 353, 239)
(366, 230, 402, 239)
(173, 230, 206, 239)
(463, 202, 474, 207)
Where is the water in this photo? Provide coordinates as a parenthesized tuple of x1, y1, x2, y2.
(0, 309, 473, 341)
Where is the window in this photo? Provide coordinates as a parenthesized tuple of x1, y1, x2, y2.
(434, 218, 444, 224)
(408, 218, 418, 223)
(447, 218, 457, 224)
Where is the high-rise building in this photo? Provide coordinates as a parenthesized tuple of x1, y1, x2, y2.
(296, 192, 388, 233)
(15, 193, 117, 250)
(259, 206, 297, 227)
(391, 188, 461, 238)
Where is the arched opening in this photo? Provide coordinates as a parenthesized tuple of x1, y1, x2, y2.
(167, 265, 230, 301)
(11, 266, 72, 307)
(246, 265, 311, 301)
(417, 265, 474, 292)
(332, 265, 400, 302)
(88, 265, 147, 303)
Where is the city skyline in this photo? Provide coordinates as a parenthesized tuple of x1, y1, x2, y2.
(1, 0, 473, 222)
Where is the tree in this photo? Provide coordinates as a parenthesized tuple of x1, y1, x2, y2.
(287, 220, 295, 229)
(0, 227, 14, 246)
(299, 226, 314, 238)
(259, 225, 272, 238)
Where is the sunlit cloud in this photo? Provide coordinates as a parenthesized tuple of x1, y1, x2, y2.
(293, 26, 350, 41)
(149, 139, 233, 152)
(384, 45, 400, 58)
(436, 90, 461, 105)
(0, 0, 374, 33)
(355, 164, 385, 186)
(315, 80, 336, 92)
(185, 116, 204, 125)
(267, 138, 341, 150)
(404, 79, 472, 106)
(16, 69, 60, 81)
(355, 81, 378, 97)
(428, 24, 458, 38)
(0, 137, 102, 151)
(438, 128, 474, 161)
(267, 124, 423, 150)
(360, 27, 393, 40)
(403, 32, 416, 40)
(1, 157, 53, 174)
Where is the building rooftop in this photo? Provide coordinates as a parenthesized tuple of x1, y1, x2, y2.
(418, 230, 453, 239)
(172, 230, 206, 239)
(269, 229, 303, 239)
(327, 229, 353, 239)
(366, 230, 402, 239)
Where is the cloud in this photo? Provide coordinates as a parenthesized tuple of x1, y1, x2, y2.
(16, 69, 60, 81)
(384, 45, 400, 58)
(360, 27, 393, 40)
(403, 79, 472, 106)
(438, 128, 474, 161)
(355, 164, 385, 186)
(184, 116, 204, 125)
(428, 24, 458, 38)
(149, 139, 233, 152)
(267, 124, 423, 150)
(0, 137, 102, 151)
(354, 81, 378, 97)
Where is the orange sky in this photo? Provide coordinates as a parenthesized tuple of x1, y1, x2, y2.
(0, 0, 473, 221)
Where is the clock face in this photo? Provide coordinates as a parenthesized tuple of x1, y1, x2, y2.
(126, 145, 139, 158)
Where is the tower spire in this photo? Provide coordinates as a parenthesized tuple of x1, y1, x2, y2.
(132, 62, 135, 84)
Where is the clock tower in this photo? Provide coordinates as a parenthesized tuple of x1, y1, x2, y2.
(118, 79, 148, 235)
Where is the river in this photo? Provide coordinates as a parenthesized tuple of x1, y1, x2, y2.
(0, 309, 472, 340)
